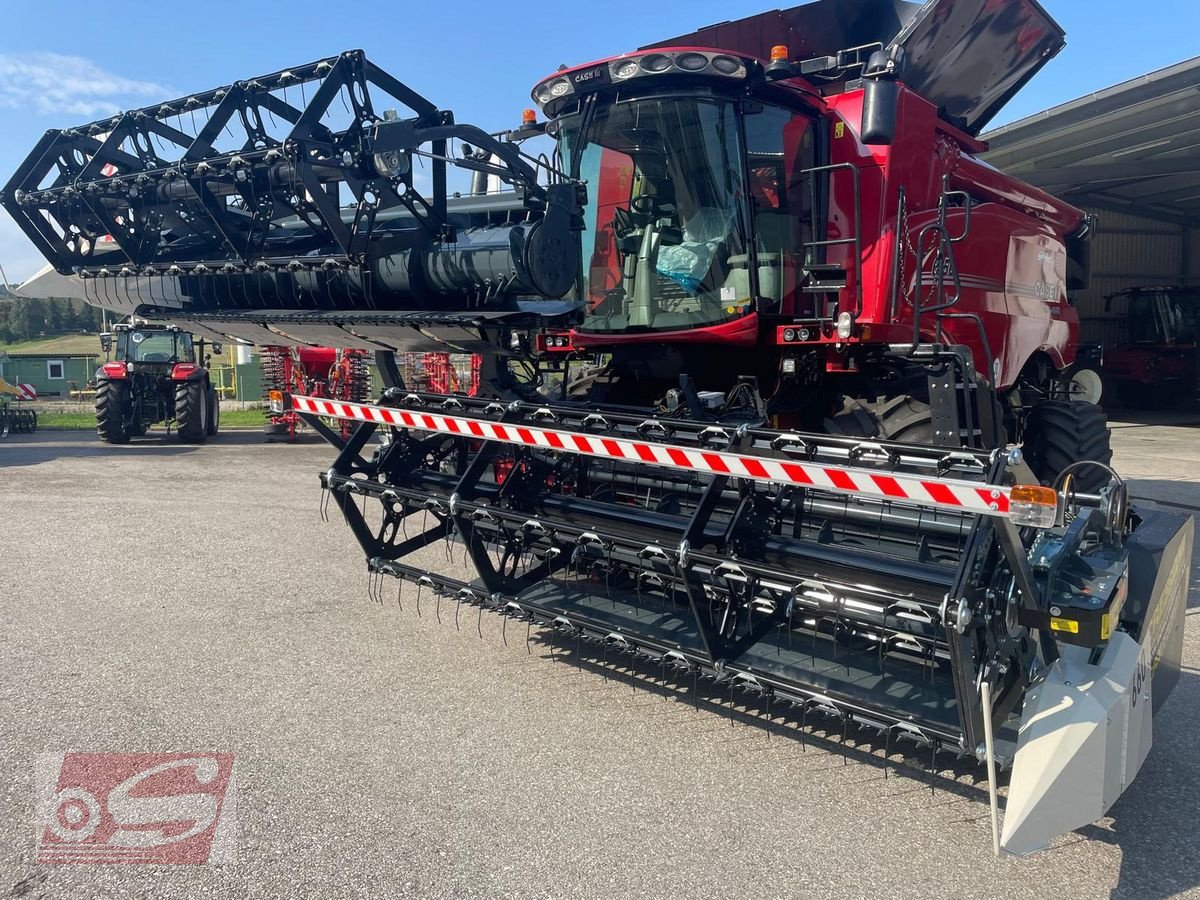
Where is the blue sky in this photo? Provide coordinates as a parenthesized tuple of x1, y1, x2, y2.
(1, 0, 1195, 282)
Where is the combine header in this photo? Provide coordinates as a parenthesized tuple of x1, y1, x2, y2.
(4, 0, 1193, 856)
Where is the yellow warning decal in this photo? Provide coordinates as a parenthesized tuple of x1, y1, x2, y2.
(1049, 617, 1080, 634)
(834, 122, 846, 139)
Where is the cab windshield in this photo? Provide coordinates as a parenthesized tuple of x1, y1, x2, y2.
(117, 329, 193, 363)
(561, 96, 751, 333)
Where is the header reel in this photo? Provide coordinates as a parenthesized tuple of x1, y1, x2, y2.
(2, 51, 583, 327)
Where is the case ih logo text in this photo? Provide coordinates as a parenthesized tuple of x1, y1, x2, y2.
(37, 752, 235, 864)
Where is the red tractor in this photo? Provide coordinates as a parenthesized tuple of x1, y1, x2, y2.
(1103, 286, 1199, 408)
(261, 345, 371, 440)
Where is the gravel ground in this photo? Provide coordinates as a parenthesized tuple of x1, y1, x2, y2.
(1, 420, 1197, 899)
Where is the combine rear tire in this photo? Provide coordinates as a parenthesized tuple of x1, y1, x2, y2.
(96, 380, 131, 444)
(823, 394, 934, 443)
(205, 385, 220, 436)
(1023, 400, 1113, 492)
(175, 380, 208, 443)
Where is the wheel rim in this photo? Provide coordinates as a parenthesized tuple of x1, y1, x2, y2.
(1069, 369, 1103, 404)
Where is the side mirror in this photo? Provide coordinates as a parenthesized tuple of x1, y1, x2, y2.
(861, 78, 899, 145)
(860, 49, 903, 147)
(212, 342, 224, 355)
(100, 332, 113, 353)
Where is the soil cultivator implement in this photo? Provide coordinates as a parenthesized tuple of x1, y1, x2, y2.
(261, 345, 372, 440)
(0, 379, 37, 436)
(4, 0, 1194, 857)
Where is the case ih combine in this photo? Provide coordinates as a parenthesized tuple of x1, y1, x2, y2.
(3, 0, 1193, 857)
(1103, 286, 1199, 409)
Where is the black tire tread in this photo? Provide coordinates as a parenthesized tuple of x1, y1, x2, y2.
(175, 379, 207, 443)
(823, 394, 935, 443)
(95, 379, 130, 444)
(205, 386, 219, 436)
(1023, 400, 1113, 492)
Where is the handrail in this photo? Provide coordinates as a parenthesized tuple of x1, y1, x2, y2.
(800, 161, 863, 318)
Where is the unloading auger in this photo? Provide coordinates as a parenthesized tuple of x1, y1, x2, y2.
(4, 0, 1194, 857)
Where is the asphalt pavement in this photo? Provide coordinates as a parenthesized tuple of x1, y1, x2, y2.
(1, 419, 1198, 899)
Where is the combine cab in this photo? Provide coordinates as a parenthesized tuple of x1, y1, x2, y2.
(4, 0, 1194, 857)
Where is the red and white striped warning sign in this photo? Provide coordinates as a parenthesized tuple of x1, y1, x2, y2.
(16, 383, 36, 401)
(291, 395, 1013, 518)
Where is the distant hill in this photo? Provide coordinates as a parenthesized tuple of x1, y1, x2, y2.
(1, 334, 103, 356)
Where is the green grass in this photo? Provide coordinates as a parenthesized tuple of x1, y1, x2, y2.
(33, 410, 95, 429)
(2, 334, 104, 356)
(35, 405, 267, 430)
(219, 408, 268, 427)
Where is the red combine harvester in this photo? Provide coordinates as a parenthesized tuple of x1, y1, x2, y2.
(4, 0, 1193, 857)
(1102, 286, 1199, 409)
(260, 345, 371, 440)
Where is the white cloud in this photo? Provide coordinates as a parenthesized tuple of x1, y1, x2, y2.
(0, 213, 52, 285)
(0, 52, 172, 119)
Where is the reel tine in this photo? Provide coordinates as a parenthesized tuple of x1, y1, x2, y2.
(526, 620, 532, 655)
(929, 738, 939, 797)
(455, 592, 463, 631)
(478, 605, 484, 639)
(884, 726, 893, 780)
(435, 591, 442, 625)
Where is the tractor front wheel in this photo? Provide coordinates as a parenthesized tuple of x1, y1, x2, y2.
(175, 380, 208, 443)
(95, 380, 131, 444)
(1022, 400, 1113, 493)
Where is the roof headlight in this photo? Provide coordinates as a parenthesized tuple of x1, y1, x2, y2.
(676, 52, 709, 72)
(613, 59, 640, 79)
(710, 55, 743, 75)
(548, 78, 572, 97)
(640, 54, 672, 73)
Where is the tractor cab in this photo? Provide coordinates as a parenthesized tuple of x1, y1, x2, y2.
(114, 325, 196, 367)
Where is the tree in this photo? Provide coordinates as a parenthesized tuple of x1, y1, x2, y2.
(10, 298, 47, 341)
(46, 299, 64, 334)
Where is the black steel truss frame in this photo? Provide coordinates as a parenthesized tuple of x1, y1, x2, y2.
(299, 387, 1058, 754)
(2, 50, 567, 281)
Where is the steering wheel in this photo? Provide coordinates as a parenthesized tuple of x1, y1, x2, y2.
(630, 195, 657, 216)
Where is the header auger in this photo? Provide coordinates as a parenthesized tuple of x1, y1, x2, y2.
(6, 0, 1194, 858)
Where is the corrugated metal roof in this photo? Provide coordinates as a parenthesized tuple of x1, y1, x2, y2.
(982, 56, 1200, 225)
